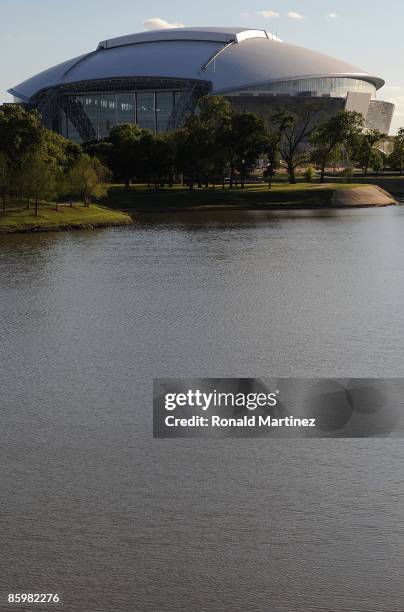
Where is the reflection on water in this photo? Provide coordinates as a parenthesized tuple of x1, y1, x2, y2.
(1, 204, 404, 611)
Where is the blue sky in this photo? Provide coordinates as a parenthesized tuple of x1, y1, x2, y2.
(1, 0, 403, 132)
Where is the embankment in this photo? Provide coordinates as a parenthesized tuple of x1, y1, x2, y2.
(102, 183, 397, 212)
(0, 203, 133, 234)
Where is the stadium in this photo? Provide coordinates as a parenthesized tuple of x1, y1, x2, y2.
(9, 27, 395, 143)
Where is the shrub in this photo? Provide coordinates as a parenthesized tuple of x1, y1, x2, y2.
(305, 166, 315, 182)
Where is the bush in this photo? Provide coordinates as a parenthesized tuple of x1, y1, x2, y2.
(339, 166, 354, 183)
(304, 166, 315, 182)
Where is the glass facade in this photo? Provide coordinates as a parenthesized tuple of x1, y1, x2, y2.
(225, 77, 377, 99)
(60, 90, 179, 142)
(365, 100, 395, 134)
(56, 78, 385, 143)
(137, 92, 155, 132)
(156, 92, 174, 132)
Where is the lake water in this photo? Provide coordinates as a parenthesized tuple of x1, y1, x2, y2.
(1, 204, 404, 611)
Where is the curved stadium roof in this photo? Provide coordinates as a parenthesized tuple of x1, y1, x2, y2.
(9, 27, 385, 102)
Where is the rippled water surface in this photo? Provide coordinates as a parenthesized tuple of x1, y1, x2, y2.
(1, 205, 404, 611)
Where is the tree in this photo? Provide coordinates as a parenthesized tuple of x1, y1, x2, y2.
(389, 128, 404, 175)
(370, 150, 384, 174)
(61, 140, 82, 206)
(67, 154, 109, 207)
(176, 118, 213, 189)
(271, 103, 327, 184)
(107, 124, 142, 188)
(197, 96, 232, 188)
(353, 129, 386, 176)
(160, 131, 179, 187)
(0, 105, 43, 169)
(146, 133, 177, 189)
(265, 132, 281, 190)
(227, 112, 268, 188)
(0, 152, 10, 216)
(20, 150, 60, 217)
(12, 123, 73, 212)
(135, 129, 157, 186)
(310, 110, 364, 182)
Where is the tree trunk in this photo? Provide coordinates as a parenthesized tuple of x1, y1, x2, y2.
(320, 165, 325, 183)
(2, 194, 5, 216)
(35, 198, 39, 217)
(27, 198, 30, 210)
(288, 164, 296, 184)
(268, 168, 273, 190)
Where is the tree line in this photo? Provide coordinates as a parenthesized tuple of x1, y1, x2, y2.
(1, 97, 404, 216)
(87, 96, 402, 189)
(0, 105, 108, 216)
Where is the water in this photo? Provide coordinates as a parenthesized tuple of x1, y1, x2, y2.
(1, 205, 404, 611)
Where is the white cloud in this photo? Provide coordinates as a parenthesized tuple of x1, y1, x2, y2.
(257, 10, 280, 19)
(288, 11, 304, 20)
(327, 13, 338, 19)
(143, 18, 185, 30)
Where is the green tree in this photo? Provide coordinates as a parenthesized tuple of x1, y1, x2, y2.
(389, 127, 404, 174)
(370, 149, 384, 174)
(160, 131, 179, 187)
(310, 110, 364, 182)
(265, 131, 281, 189)
(67, 154, 109, 207)
(197, 96, 232, 188)
(271, 104, 326, 184)
(146, 133, 177, 189)
(353, 129, 386, 175)
(20, 150, 60, 217)
(228, 112, 268, 188)
(61, 140, 82, 206)
(0, 152, 10, 215)
(107, 124, 142, 188)
(176, 118, 213, 189)
(0, 105, 43, 168)
(14, 124, 73, 211)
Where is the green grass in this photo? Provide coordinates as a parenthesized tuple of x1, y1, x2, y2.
(101, 182, 369, 211)
(0, 201, 133, 233)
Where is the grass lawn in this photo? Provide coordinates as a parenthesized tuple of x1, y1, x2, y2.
(101, 182, 369, 211)
(0, 201, 133, 233)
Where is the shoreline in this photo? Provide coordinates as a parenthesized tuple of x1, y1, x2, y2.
(113, 184, 398, 213)
(0, 185, 398, 234)
(131, 201, 396, 214)
(0, 203, 133, 235)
